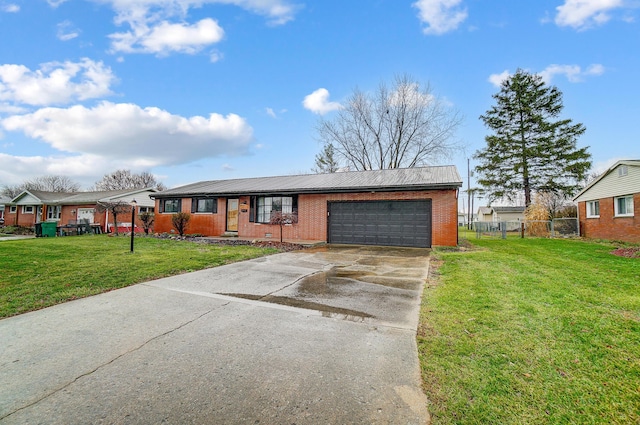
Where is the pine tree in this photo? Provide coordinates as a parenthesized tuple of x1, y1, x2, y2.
(313, 143, 340, 173)
(475, 69, 591, 207)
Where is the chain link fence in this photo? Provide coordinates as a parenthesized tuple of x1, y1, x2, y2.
(470, 218, 579, 239)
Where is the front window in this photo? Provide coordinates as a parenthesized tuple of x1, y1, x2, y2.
(47, 205, 61, 220)
(192, 197, 217, 213)
(256, 196, 295, 223)
(161, 199, 181, 213)
(139, 207, 154, 213)
(614, 195, 634, 217)
(10, 206, 17, 213)
(586, 200, 600, 218)
(22, 205, 34, 214)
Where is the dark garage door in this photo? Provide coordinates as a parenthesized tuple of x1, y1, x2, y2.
(328, 200, 432, 248)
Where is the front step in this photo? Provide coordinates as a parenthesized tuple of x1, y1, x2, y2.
(221, 231, 238, 238)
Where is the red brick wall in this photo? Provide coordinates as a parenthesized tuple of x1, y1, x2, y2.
(4, 208, 33, 227)
(154, 198, 229, 236)
(154, 189, 459, 246)
(578, 194, 640, 243)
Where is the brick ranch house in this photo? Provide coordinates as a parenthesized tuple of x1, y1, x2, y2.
(573, 159, 640, 243)
(3, 188, 156, 233)
(152, 166, 462, 248)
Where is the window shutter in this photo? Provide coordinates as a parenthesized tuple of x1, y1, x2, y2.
(212, 198, 218, 214)
(191, 198, 196, 213)
(177, 199, 182, 212)
(159, 200, 164, 213)
(249, 196, 256, 222)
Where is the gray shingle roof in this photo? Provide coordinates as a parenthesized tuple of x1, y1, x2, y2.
(493, 206, 525, 213)
(154, 166, 462, 198)
(9, 188, 156, 205)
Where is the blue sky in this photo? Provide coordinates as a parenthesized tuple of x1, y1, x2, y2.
(0, 0, 638, 203)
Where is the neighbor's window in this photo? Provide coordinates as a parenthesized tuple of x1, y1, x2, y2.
(191, 197, 217, 214)
(22, 205, 34, 214)
(10, 206, 17, 213)
(586, 200, 600, 218)
(251, 196, 297, 223)
(160, 199, 181, 213)
(47, 205, 61, 220)
(614, 195, 634, 217)
(139, 207, 154, 213)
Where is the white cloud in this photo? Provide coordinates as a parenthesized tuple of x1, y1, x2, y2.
(555, 0, 624, 29)
(0, 59, 116, 106)
(413, 0, 468, 35)
(303, 88, 342, 115)
(109, 18, 225, 55)
(1, 101, 254, 166)
(538, 63, 605, 83)
(488, 70, 511, 87)
(488, 64, 605, 87)
(1, 3, 19, 12)
(265, 107, 277, 118)
(222, 163, 234, 171)
(0, 152, 166, 186)
(210, 50, 223, 62)
(56, 20, 80, 41)
(46, 0, 69, 7)
(97, 0, 299, 55)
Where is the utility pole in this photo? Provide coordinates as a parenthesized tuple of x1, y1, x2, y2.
(467, 158, 471, 229)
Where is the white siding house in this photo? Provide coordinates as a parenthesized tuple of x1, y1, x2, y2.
(573, 160, 640, 243)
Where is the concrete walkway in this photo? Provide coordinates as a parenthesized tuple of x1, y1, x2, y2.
(0, 246, 431, 424)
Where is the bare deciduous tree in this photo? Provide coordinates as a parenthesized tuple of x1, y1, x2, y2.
(2, 175, 81, 198)
(316, 74, 462, 171)
(96, 200, 131, 236)
(93, 170, 166, 191)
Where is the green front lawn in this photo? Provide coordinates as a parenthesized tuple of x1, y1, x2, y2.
(0, 235, 278, 318)
(419, 237, 640, 424)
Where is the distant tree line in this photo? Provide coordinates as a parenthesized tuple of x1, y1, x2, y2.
(1, 169, 165, 198)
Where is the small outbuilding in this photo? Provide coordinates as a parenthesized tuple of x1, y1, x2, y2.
(152, 166, 463, 248)
(573, 159, 640, 243)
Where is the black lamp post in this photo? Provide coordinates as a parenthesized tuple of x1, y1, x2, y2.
(130, 199, 137, 253)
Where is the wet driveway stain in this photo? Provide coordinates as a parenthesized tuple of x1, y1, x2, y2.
(221, 293, 373, 320)
(220, 245, 430, 324)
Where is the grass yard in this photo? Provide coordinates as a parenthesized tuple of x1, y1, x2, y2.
(419, 237, 640, 424)
(0, 235, 278, 318)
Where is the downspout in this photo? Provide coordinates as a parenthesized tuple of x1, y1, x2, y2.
(576, 202, 581, 237)
(105, 209, 109, 233)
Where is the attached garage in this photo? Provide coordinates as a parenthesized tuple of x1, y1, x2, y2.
(327, 200, 432, 248)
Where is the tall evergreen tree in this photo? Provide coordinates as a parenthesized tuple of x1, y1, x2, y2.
(313, 143, 340, 173)
(475, 69, 591, 207)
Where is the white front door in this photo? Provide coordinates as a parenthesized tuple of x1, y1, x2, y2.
(77, 208, 95, 223)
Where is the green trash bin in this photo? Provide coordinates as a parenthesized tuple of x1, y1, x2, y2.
(41, 221, 57, 237)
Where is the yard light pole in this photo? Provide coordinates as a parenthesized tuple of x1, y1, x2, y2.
(130, 199, 137, 253)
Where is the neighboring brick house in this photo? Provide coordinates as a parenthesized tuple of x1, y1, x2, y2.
(573, 160, 640, 243)
(152, 166, 462, 248)
(3, 188, 156, 233)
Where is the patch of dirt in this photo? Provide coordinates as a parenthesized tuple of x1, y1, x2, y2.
(610, 247, 640, 258)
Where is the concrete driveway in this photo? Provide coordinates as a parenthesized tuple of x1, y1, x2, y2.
(0, 245, 431, 424)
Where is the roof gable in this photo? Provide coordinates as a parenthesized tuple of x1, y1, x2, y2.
(574, 160, 640, 202)
(155, 166, 462, 198)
